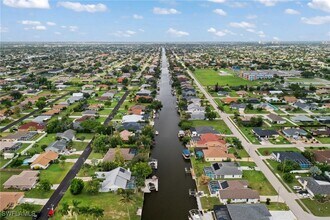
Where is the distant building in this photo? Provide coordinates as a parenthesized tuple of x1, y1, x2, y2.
(241, 71, 274, 81)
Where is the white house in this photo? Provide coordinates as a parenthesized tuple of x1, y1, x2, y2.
(95, 167, 133, 192)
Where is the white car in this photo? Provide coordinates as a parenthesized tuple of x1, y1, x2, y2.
(293, 186, 302, 190)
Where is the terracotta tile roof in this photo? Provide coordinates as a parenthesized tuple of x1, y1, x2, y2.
(18, 121, 45, 131)
(284, 96, 297, 103)
(203, 147, 234, 159)
(0, 192, 24, 211)
(103, 148, 135, 161)
(222, 97, 238, 104)
(31, 151, 59, 168)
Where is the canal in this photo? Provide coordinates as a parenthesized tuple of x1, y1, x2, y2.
(142, 48, 198, 220)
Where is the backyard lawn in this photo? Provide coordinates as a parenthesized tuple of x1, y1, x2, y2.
(200, 196, 221, 210)
(258, 147, 301, 156)
(54, 190, 144, 220)
(75, 133, 94, 140)
(194, 69, 258, 86)
(300, 198, 330, 216)
(242, 170, 277, 195)
(190, 120, 232, 135)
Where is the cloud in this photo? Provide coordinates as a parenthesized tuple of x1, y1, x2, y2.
(246, 14, 258, 19)
(0, 26, 9, 33)
(111, 30, 136, 37)
(68, 26, 78, 31)
(208, 0, 226, 3)
(153, 7, 180, 14)
(166, 28, 189, 37)
(20, 20, 41, 25)
(213, 9, 227, 16)
(46, 22, 56, 26)
(284, 8, 300, 15)
(3, 0, 50, 9)
(24, 25, 47, 31)
(133, 14, 143, 19)
(229, 2, 247, 8)
(256, 0, 282, 7)
(308, 0, 330, 13)
(54, 31, 61, 35)
(138, 28, 145, 32)
(58, 1, 107, 13)
(207, 27, 234, 37)
(301, 16, 330, 25)
(273, 37, 280, 41)
(229, 21, 255, 28)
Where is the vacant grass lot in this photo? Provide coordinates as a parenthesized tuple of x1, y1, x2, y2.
(194, 69, 258, 86)
(39, 163, 72, 184)
(258, 147, 301, 156)
(55, 190, 144, 220)
(301, 198, 330, 216)
(190, 120, 232, 135)
(242, 170, 277, 195)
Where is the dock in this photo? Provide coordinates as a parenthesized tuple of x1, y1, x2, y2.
(142, 176, 159, 193)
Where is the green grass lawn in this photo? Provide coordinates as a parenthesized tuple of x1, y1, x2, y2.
(7, 204, 43, 220)
(263, 202, 289, 211)
(190, 120, 232, 135)
(317, 137, 330, 144)
(200, 196, 221, 210)
(237, 161, 256, 167)
(98, 108, 113, 115)
(228, 147, 249, 158)
(0, 158, 10, 167)
(37, 133, 57, 146)
(17, 143, 32, 153)
(242, 170, 277, 195)
(194, 69, 258, 86)
(72, 141, 88, 151)
(237, 126, 261, 145)
(75, 133, 94, 140)
(244, 109, 269, 114)
(268, 136, 291, 145)
(191, 157, 211, 178)
(54, 190, 144, 220)
(300, 198, 330, 216)
(39, 163, 73, 184)
(24, 188, 54, 199)
(258, 147, 301, 156)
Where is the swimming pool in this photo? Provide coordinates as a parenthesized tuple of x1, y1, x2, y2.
(208, 180, 220, 195)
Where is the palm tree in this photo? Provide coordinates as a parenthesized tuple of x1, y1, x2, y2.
(59, 202, 70, 219)
(120, 190, 134, 220)
(71, 200, 81, 220)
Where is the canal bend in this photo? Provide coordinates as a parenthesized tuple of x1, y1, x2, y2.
(142, 48, 197, 220)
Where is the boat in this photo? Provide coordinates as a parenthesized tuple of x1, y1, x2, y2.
(182, 149, 191, 159)
(148, 158, 158, 169)
(148, 182, 156, 191)
(155, 131, 159, 135)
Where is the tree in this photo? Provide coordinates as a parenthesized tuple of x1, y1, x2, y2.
(38, 179, 52, 191)
(80, 119, 101, 133)
(309, 166, 322, 177)
(283, 173, 294, 183)
(85, 179, 100, 194)
(70, 179, 84, 195)
(277, 160, 300, 173)
(205, 111, 217, 120)
(199, 175, 210, 185)
(59, 202, 70, 218)
(99, 161, 118, 171)
(71, 200, 81, 220)
(93, 134, 110, 153)
(131, 162, 152, 187)
(10, 91, 22, 100)
(109, 135, 123, 148)
(114, 148, 125, 165)
(266, 198, 271, 205)
(36, 100, 46, 110)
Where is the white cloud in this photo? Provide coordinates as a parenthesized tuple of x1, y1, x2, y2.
(133, 14, 143, 19)
(308, 0, 330, 13)
(3, 0, 50, 9)
(54, 31, 61, 35)
(229, 21, 255, 28)
(301, 16, 330, 25)
(138, 28, 145, 32)
(273, 37, 280, 41)
(208, 0, 226, 3)
(256, 0, 282, 7)
(20, 20, 41, 25)
(111, 30, 137, 37)
(327, 31, 330, 37)
(153, 7, 180, 14)
(34, 25, 46, 30)
(0, 26, 9, 33)
(207, 27, 234, 37)
(257, 30, 266, 38)
(213, 9, 227, 16)
(284, 8, 300, 15)
(58, 1, 107, 13)
(167, 28, 189, 37)
(229, 2, 247, 8)
(246, 14, 257, 19)
(46, 22, 56, 26)
(68, 26, 78, 32)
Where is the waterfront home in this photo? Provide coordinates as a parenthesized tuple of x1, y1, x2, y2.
(119, 130, 134, 141)
(128, 105, 146, 115)
(103, 148, 135, 162)
(0, 192, 25, 211)
(204, 162, 242, 179)
(96, 167, 135, 192)
(202, 147, 235, 162)
(30, 151, 59, 169)
(122, 114, 144, 123)
(214, 204, 272, 220)
(191, 133, 226, 149)
(190, 126, 220, 137)
(272, 151, 312, 169)
(3, 170, 39, 190)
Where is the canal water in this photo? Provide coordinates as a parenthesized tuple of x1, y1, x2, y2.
(142, 48, 198, 220)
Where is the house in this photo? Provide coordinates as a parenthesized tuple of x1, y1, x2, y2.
(282, 128, 307, 139)
(18, 121, 45, 132)
(294, 102, 318, 111)
(30, 151, 59, 169)
(45, 139, 68, 154)
(0, 142, 21, 152)
(122, 115, 144, 123)
(121, 122, 144, 132)
(32, 115, 51, 123)
(283, 96, 297, 104)
(88, 104, 103, 111)
(316, 116, 330, 124)
(218, 181, 260, 204)
(214, 204, 272, 220)
(82, 110, 98, 117)
(128, 105, 146, 115)
(3, 170, 39, 190)
(203, 147, 235, 162)
(193, 133, 227, 148)
(189, 112, 205, 120)
(217, 91, 228, 96)
(204, 162, 242, 179)
(272, 151, 312, 169)
(267, 114, 286, 124)
(312, 128, 330, 137)
(136, 89, 151, 96)
(119, 130, 134, 141)
(252, 128, 279, 140)
(291, 115, 314, 123)
(0, 192, 25, 211)
(67, 93, 84, 104)
(42, 109, 61, 116)
(190, 126, 220, 136)
(95, 167, 135, 192)
(236, 91, 248, 97)
(313, 150, 330, 164)
(56, 129, 75, 141)
(98, 92, 115, 101)
(1, 131, 37, 142)
(230, 103, 246, 110)
(73, 115, 94, 130)
(222, 97, 238, 104)
(187, 103, 205, 113)
(208, 179, 248, 195)
(103, 148, 135, 162)
(298, 177, 330, 196)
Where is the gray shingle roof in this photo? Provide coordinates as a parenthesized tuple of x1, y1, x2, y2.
(227, 204, 271, 220)
(299, 177, 330, 195)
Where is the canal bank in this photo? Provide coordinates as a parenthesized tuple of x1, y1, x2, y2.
(142, 48, 197, 219)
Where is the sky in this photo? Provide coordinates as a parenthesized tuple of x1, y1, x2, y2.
(0, 0, 330, 42)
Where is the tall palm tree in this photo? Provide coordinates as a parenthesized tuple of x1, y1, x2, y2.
(120, 190, 134, 220)
(59, 202, 70, 219)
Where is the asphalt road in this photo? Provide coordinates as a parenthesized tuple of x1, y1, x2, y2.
(0, 92, 70, 132)
(36, 91, 129, 220)
(173, 51, 329, 220)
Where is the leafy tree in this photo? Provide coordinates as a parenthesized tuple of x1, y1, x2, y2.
(266, 198, 271, 205)
(205, 111, 217, 120)
(36, 100, 46, 110)
(119, 190, 134, 220)
(114, 148, 125, 165)
(109, 135, 123, 148)
(131, 162, 152, 186)
(92, 134, 110, 153)
(277, 160, 300, 173)
(10, 91, 22, 100)
(80, 119, 101, 133)
(85, 179, 100, 194)
(99, 161, 118, 171)
(310, 166, 322, 177)
(71, 200, 81, 220)
(283, 173, 294, 183)
(70, 179, 84, 195)
(59, 202, 70, 217)
(38, 179, 52, 191)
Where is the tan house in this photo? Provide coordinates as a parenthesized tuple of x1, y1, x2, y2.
(0, 192, 25, 211)
(31, 151, 59, 169)
(203, 147, 235, 162)
(3, 170, 39, 190)
(283, 96, 297, 103)
(119, 130, 134, 141)
(103, 148, 135, 162)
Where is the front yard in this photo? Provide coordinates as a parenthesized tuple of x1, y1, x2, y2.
(242, 170, 277, 196)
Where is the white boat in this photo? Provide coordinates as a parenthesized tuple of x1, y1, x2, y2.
(155, 131, 159, 135)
